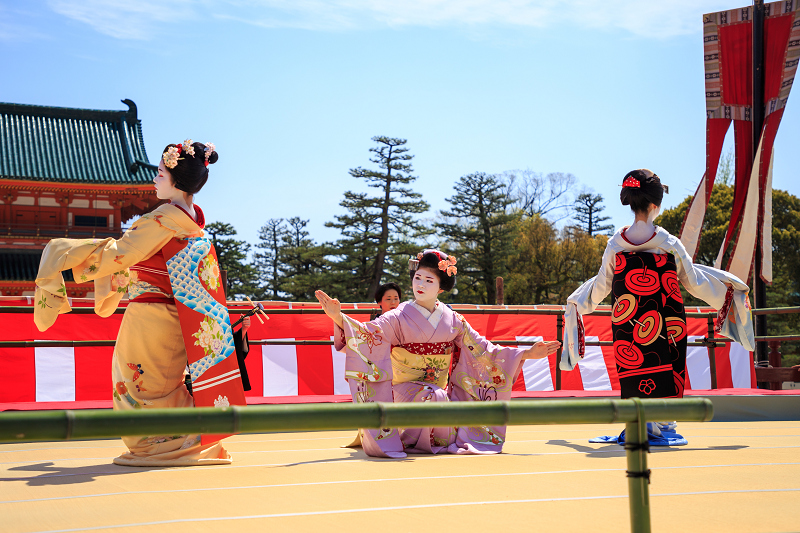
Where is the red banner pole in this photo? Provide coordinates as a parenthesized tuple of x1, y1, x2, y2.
(752, 0, 769, 384)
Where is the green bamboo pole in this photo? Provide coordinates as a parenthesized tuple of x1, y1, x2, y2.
(0, 398, 712, 443)
(625, 398, 652, 533)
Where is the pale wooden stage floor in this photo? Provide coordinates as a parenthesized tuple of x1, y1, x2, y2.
(2, 422, 799, 533)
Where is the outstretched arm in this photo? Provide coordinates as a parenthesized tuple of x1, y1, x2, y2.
(522, 341, 561, 360)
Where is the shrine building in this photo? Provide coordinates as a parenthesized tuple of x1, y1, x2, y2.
(0, 99, 160, 297)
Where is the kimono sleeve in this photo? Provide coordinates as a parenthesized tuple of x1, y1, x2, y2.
(337, 313, 399, 385)
(338, 313, 406, 458)
(34, 215, 177, 331)
(562, 244, 615, 370)
(670, 237, 755, 351)
(449, 312, 527, 401)
(332, 323, 346, 351)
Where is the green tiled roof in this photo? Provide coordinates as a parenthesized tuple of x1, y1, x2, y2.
(0, 99, 157, 185)
(0, 250, 73, 282)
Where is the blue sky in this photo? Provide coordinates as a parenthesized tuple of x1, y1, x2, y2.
(2, 0, 798, 248)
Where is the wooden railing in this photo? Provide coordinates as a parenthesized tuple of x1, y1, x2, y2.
(3, 222, 125, 239)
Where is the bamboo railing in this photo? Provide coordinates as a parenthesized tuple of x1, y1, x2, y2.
(0, 397, 714, 533)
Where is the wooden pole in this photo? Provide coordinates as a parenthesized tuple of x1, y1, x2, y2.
(495, 276, 504, 305)
(707, 315, 718, 389)
(753, 0, 770, 384)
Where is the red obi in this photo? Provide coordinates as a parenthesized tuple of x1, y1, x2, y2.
(128, 251, 174, 303)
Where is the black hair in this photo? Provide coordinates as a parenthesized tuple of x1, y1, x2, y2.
(162, 141, 218, 195)
(374, 282, 402, 304)
(619, 169, 668, 215)
(411, 251, 456, 292)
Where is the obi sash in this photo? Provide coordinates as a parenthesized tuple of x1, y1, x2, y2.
(162, 236, 246, 445)
(391, 342, 454, 389)
(128, 251, 174, 303)
(611, 251, 687, 399)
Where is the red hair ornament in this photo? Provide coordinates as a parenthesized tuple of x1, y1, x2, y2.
(622, 176, 641, 188)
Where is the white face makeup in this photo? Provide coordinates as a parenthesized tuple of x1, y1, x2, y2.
(412, 267, 442, 305)
(379, 289, 400, 313)
(154, 161, 180, 201)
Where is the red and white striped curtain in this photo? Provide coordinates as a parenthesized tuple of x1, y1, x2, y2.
(681, 1, 800, 284)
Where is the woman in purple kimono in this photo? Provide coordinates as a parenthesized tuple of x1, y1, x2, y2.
(315, 249, 560, 459)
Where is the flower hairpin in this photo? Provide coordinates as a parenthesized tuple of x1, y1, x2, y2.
(203, 142, 215, 167)
(438, 255, 457, 277)
(163, 139, 209, 169)
(162, 145, 182, 169)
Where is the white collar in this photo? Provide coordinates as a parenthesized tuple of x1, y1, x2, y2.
(410, 300, 444, 328)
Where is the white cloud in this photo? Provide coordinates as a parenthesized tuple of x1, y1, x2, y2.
(47, 0, 737, 40)
(47, 0, 196, 40)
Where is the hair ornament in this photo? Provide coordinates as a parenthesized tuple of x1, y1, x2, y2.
(622, 176, 641, 188)
(438, 255, 457, 277)
(182, 139, 195, 157)
(203, 142, 216, 167)
(163, 145, 183, 169)
(410, 249, 456, 275)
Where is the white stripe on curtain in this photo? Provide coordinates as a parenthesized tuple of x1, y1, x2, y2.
(686, 335, 711, 390)
(516, 336, 553, 391)
(261, 339, 298, 397)
(331, 336, 350, 395)
(578, 336, 612, 391)
(35, 345, 75, 402)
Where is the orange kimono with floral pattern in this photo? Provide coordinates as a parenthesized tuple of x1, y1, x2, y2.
(34, 203, 233, 466)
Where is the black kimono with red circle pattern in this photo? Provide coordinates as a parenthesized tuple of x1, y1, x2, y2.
(611, 252, 687, 399)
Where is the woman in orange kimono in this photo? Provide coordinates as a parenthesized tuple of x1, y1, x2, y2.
(34, 140, 240, 466)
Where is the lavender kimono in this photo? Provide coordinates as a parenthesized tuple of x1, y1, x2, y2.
(335, 301, 527, 459)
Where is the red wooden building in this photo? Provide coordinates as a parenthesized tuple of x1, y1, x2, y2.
(0, 99, 160, 297)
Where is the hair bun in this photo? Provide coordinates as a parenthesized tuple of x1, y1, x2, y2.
(618, 168, 665, 214)
(207, 150, 219, 165)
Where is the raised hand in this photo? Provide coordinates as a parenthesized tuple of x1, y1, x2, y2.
(315, 290, 344, 328)
(523, 340, 561, 360)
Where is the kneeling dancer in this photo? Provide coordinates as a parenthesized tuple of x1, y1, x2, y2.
(316, 249, 560, 458)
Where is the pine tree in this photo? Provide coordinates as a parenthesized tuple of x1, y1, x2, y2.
(573, 192, 614, 236)
(327, 136, 431, 300)
(439, 172, 517, 304)
(204, 221, 258, 299)
(254, 218, 286, 300)
(325, 193, 381, 300)
(279, 217, 329, 301)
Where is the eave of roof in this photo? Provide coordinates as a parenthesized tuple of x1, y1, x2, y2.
(0, 99, 157, 185)
(0, 178, 156, 194)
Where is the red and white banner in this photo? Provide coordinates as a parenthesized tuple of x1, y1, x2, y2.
(681, 2, 800, 284)
(0, 301, 755, 408)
